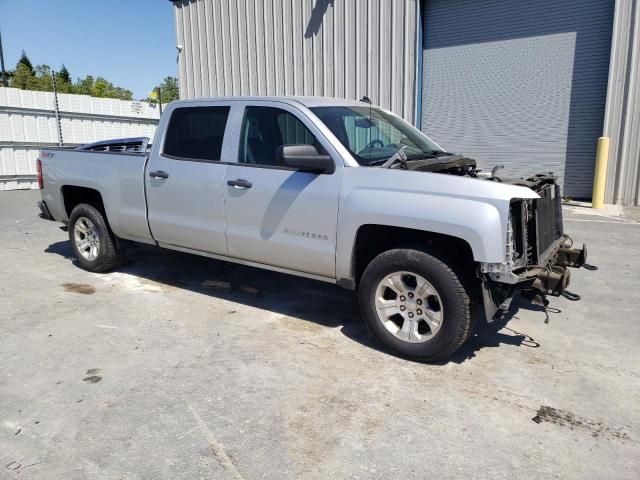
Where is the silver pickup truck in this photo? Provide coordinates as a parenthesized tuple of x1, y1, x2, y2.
(37, 96, 589, 361)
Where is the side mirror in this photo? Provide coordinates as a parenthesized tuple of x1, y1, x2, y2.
(276, 145, 335, 174)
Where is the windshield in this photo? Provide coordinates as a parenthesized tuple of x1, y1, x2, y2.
(310, 106, 443, 166)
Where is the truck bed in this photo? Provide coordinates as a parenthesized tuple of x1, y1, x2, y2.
(38, 147, 154, 244)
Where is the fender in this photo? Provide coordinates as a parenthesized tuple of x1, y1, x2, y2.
(335, 167, 538, 282)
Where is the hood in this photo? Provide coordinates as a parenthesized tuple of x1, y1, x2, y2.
(347, 164, 540, 204)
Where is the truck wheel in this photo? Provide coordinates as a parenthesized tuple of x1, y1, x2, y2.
(68, 203, 122, 272)
(358, 248, 471, 362)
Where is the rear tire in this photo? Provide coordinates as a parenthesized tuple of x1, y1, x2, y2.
(68, 203, 122, 272)
(358, 248, 471, 362)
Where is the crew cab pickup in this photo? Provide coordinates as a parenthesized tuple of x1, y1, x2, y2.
(37, 97, 589, 361)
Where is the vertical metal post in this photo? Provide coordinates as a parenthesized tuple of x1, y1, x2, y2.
(51, 70, 64, 146)
(592, 136, 610, 209)
(157, 86, 163, 115)
(414, 0, 423, 130)
(0, 29, 8, 87)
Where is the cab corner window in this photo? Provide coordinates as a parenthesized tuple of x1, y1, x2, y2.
(239, 106, 319, 166)
(163, 106, 230, 162)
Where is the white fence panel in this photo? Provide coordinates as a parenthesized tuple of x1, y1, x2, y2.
(0, 146, 38, 190)
(0, 87, 160, 190)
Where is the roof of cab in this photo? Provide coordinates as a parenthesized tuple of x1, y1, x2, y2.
(172, 96, 370, 108)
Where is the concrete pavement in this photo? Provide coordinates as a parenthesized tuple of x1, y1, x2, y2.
(1, 190, 639, 479)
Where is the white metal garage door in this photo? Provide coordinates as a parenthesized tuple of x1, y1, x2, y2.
(421, 0, 614, 198)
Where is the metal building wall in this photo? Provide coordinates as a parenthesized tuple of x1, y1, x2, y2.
(603, 0, 640, 206)
(0, 88, 160, 190)
(172, 0, 418, 122)
(421, 0, 614, 200)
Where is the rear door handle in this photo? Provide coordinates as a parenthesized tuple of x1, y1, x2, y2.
(227, 178, 252, 189)
(149, 170, 169, 179)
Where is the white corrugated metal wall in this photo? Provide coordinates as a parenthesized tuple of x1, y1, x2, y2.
(0, 88, 160, 190)
(173, 0, 418, 122)
(603, 0, 640, 205)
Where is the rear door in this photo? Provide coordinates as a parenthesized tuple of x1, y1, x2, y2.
(145, 102, 232, 254)
(223, 101, 342, 278)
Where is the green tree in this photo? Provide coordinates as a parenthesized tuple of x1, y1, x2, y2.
(54, 72, 73, 94)
(31, 64, 53, 91)
(58, 64, 71, 83)
(147, 76, 179, 104)
(91, 77, 111, 97)
(113, 86, 133, 100)
(10, 63, 56, 91)
(161, 76, 179, 103)
(86, 76, 132, 100)
(72, 75, 94, 96)
(10, 63, 34, 90)
(34, 64, 51, 77)
(17, 51, 34, 75)
(8, 51, 134, 100)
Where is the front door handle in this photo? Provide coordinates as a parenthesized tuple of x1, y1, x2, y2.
(149, 170, 169, 179)
(227, 178, 252, 189)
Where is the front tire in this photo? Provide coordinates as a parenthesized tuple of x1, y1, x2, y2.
(358, 248, 471, 362)
(68, 203, 122, 272)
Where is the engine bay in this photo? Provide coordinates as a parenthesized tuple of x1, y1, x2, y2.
(393, 154, 559, 195)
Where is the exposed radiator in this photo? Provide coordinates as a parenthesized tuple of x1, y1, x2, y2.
(531, 184, 563, 264)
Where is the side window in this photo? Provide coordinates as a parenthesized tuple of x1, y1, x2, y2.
(239, 106, 317, 166)
(163, 106, 230, 161)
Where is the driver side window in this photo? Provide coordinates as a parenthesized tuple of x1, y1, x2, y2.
(238, 107, 316, 166)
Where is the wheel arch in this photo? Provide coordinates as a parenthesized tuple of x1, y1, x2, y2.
(342, 224, 480, 298)
(61, 185, 106, 218)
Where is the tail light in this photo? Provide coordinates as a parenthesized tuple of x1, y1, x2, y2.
(36, 158, 43, 189)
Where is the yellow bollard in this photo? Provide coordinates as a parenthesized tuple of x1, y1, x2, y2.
(591, 136, 610, 209)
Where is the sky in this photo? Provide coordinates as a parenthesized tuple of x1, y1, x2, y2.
(0, 0, 177, 99)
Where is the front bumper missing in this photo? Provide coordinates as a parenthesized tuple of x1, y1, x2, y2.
(482, 240, 589, 321)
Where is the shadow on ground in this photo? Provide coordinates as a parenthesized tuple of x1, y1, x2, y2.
(447, 298, 545, 364)
(46, 241, 546, 364)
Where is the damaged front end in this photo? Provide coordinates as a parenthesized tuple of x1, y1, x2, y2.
(518, 238, 589, 308)
(479, 174, 593, 321)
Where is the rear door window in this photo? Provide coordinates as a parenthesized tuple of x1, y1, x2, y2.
(163, 106, 230, 162)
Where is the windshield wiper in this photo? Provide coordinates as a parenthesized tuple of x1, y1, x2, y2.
(406, 150, 452, 160)
(429, 150, 453, 156)
(369, 146, 409, 168)
(368, 148, 452, 168)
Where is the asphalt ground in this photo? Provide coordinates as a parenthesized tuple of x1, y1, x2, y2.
(1, 190, 639, 479)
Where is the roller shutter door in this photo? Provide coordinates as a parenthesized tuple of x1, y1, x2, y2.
(421, 0, 614, 198)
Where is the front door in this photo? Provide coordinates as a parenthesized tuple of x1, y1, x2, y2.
(223, 103, 342, 278)
(146, 103, 232, 254)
